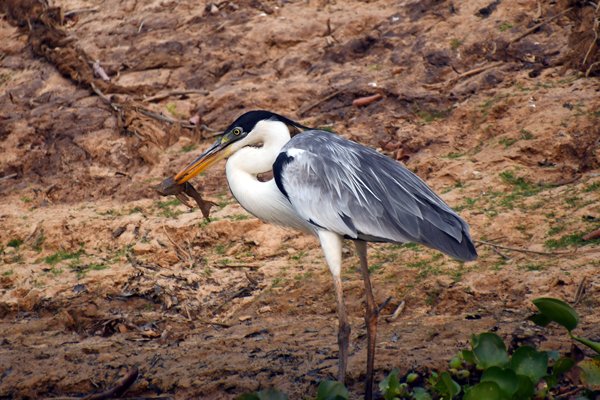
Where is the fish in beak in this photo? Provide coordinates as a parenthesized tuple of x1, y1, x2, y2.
(174, 139, 233, 184)
(153, 138, 232, 220)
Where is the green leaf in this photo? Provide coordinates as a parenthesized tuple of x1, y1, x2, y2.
(433, 371, 461, 399)
(236, 389, 288, 400)
(379, 368, 402, 400)
(509, 346, 548, 384)
(449, 356, 462, 369)
(547, 356, 576, 388)
(463, 382, 507, 400)
(532, 297, 579, 332)
(528, 313, 551, 327)
(316, 381, 349, 400)
(411, 387, 432, 400)
(579, 358, 600, 390)
(513, 374, 535, 399)
(461, 350, 476, 365)
(472, 333, 509, 369)
(406, 372, 419, 384)
(481, 366, 518, 397)
(553, 357, 576, 377)
(572, 335, 600, 354)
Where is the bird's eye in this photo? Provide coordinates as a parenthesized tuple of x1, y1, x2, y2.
(232, 128, 242, 136)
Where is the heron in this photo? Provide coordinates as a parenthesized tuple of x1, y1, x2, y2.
(172, 110, 477, 399)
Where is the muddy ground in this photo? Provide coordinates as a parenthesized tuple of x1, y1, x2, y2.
(0, 0, 599, 399)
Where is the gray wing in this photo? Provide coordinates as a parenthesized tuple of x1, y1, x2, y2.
(273, 130, 477, 261)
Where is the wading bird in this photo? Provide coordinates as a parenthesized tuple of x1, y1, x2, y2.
(172, 110, 477, 399)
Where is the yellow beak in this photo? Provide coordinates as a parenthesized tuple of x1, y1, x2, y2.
(174, 140, 232, 184)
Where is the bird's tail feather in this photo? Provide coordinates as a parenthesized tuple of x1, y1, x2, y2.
(419, 222, 478, 261)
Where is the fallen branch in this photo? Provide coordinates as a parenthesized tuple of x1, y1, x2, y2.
(376, 296, 393, 315)
(490, 246, 511, 260)
(474, 239, 572, 256)
(544, 174, 582, 187)
(83, 367, 139, 400)
(586, 61, 600, 77)
(556, 386, 584, 400)
(573, 276, 588, 305)
(244, 270, 259, 286)
(297, 89, 342, 116)
(136, 107, 197, 129)
(161, 225, 195, 268)
(197, 319, 231, 328)
(89, 82, 119, 111)
(0, 173, 18, 181)
(64, 7, 100, 17)
(582, 228, 600, 241)
(183, 303, 193, 322)
(212, 285, 257, 315)
(423, 61, 504, 89)
(385, 300, 405, 322)
(508, 7, 573, 45)
(143, 89, 209, 103)
(452, 61, 504, 82)
(582, 3, 600, 69)
(91, 82, 198, 129)
(212, 263, 261, 269)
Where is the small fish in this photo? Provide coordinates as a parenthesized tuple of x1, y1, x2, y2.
(154, 176, 216, 220)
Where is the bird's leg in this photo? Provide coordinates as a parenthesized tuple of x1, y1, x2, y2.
(332, 272, 350, 382)
(317, 230, 350, 383)
(355, 240, 377, 400)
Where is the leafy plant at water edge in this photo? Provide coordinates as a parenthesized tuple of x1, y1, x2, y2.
(529, 297, 600, 393)
(377, 297, 600, 399)
(237, 298, 600, 399)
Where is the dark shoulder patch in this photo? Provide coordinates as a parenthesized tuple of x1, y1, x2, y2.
(273, 151, 294, 199)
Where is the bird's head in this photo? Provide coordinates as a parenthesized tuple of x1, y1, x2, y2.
(174, 110, 307, 184)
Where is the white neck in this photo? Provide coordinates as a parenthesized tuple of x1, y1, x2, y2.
(226, 120, 291, 175)
(225, 120, 313, 234)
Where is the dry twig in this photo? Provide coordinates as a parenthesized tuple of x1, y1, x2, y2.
(143, 89, 209, 103)
(423, 61, 504, 90)
(64, 7, 100, 17)
(183, 303, 193, 322)
(385, 301, 406, 322)
(0, 173, 17, 181)
(583, 2, 600, 72)
(212, 263, 261, 270)
(490, 246, 511, 260)
(583, 228, 600, 241)
(90, 83, 198, 129)
(197, 319, 231, 328)
(474, 239, 572, 256)
(136, 107, 197, 129)
(377, 296, 393, 314)
(297, 89, 342, 116)
(508, 7, 573, 45)
(82, 367, 139, 400)
(161, 225, 195, 268)
(574, 276, 588, 305)
(244, 271, 259, 285)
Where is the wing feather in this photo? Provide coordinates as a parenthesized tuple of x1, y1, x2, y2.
(273, 130, 477, 261)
